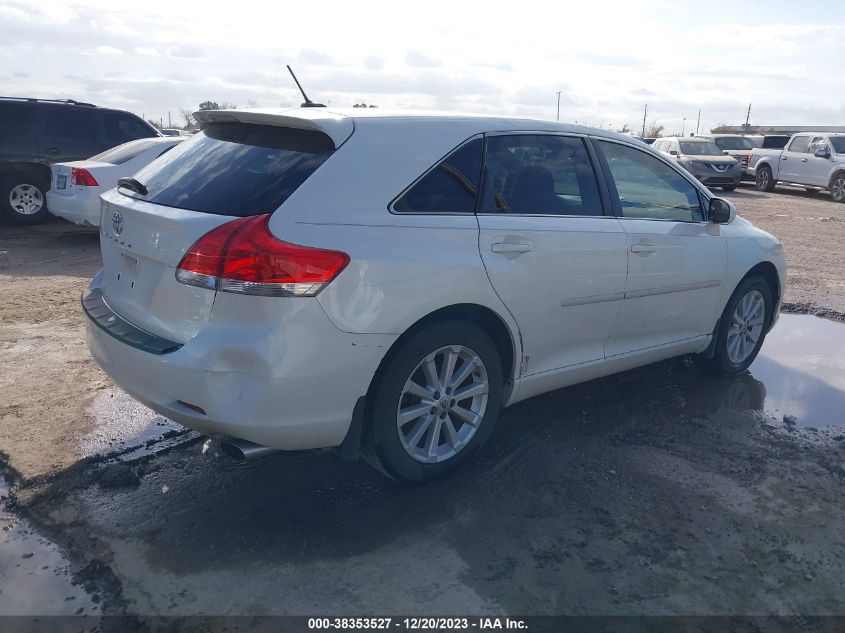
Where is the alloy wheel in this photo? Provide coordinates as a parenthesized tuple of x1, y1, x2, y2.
(832, 176, 845, 202)
(396, 345, 489, 464)
(756, 170, 769, 191)
(726, 290, 766, 364)
(10, 184, 44, 215)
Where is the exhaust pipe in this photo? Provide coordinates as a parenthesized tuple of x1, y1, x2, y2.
(219, 438, 278, 461)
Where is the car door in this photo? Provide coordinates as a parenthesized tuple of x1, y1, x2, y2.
(779, 135, 811, 182)
(593, 139, 727, 357)
(801, 137, 833, 186)
(38, 105, 101, 163)
(476, 133, 627, 376)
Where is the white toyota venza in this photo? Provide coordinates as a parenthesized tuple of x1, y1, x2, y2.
(84, 109, 785, 482)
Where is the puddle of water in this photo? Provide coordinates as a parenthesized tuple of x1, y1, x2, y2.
(0, 479, 98, 616)
(81, 388, 189, 461)
(750, 313, 845, 429)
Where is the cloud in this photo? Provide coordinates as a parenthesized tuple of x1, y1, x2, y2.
(167, 44, 207, 59)
(364, 56, 383, 70)
(96, 45, 123, 55)
(135, 46, 160, 56)
(298, 49, 333, 65)
(405, 50, 440, 68)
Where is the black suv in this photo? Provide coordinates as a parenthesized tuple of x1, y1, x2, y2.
(0, 97, 160, 225)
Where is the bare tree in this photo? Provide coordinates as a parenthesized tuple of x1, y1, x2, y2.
(180, 108, 194, 129)
(645, 121, 664, 137)
(247, 99, 257, 108)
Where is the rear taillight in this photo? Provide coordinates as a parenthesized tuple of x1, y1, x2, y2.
(175, 214, 349, 297)
(71, 167, 98, 186)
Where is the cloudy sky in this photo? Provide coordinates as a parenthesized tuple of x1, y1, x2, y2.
(1, 0, 843, 134)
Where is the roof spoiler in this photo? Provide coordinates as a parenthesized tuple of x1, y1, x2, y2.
(192, 109, 353, 148)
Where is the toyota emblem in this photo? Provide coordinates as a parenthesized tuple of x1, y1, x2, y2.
(112, 211, 124, 235)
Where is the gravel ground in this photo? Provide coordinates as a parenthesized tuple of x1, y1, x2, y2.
(1, 186, 844, 621)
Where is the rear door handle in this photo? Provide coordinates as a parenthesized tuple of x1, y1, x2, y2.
(781, 156, 788, 160)
(801, 158, 808, 162)
(491, 242, 532, 254)
(47, 147, 60, 155)
(630, 244, 657, 254)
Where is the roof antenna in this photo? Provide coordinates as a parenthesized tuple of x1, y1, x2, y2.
(286, 65, 325, 108)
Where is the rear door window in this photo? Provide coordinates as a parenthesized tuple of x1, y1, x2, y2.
(123, 122, 335, 216)
(393, 138, 483, 213)
(479, 134, 602, 215)
(43, 107, 97, 141)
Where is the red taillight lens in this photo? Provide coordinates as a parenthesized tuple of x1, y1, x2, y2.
(71, 167, 98, 186)
(175, 214, 349, 297)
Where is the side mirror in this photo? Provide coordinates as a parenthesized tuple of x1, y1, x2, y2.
(814, 147, 830, 159)
(669, 150, 678, 156)
(708, 197, 735, 224)
(723, 150, 731, 156)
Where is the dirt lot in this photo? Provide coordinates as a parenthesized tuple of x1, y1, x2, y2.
(1, 185, 844, 622)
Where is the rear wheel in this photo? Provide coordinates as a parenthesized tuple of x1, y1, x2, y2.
(362, 321, 503, 482)
(755, 165, 775, 192)
(706, 276, 772, 374)
(0, 174, 50, 224)
(830, 173, 845, 203)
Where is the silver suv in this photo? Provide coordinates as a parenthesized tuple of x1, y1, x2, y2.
(653, 137, 742, 191)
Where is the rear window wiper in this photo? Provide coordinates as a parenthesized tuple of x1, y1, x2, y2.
(117, 177, 148, 196)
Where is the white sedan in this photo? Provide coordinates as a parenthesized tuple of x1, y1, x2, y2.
(83, 108, 785, 482)
(47, 137, 184, 226)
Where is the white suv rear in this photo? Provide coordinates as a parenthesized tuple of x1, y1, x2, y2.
(84, 108, 785, 482)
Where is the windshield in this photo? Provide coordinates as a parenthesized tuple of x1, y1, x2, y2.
(831, 137, 845, 153)
(679, 142, 723, 156)
(713, 137, 757, 151)
(88, 139, 167, 165)
(122, 122, 335, 216)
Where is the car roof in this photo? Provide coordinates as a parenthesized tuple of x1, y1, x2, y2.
(193, 107, 641, 149)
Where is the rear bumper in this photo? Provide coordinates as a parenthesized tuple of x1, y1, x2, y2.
(83, 273, 396, 450)
(46, 190, 100, 226)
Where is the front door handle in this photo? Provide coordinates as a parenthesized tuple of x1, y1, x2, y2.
(801, 158, 808, 162)
(491, 242, 532, 254)
(630, 244, 657, 254)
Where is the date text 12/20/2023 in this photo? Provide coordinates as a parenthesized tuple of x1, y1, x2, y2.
(307, 617, 528, 630)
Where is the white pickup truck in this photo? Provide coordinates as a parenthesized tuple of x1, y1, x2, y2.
(747, 132, 845, 202)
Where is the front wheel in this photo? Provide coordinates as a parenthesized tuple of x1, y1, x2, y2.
(755, 166, 775, 192)
(362, 321, 503, 482)
(707, 276, 772, 374)
(831, 173, 845, 203)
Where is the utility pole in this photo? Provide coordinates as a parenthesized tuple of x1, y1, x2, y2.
(556, 91, 561, 122)
(168, 111, 172, 128)
(744, 103, 751, 133)
(682, 117, 686, 136)
(641, 104, 648, 138)
(696, 109, 701, 135)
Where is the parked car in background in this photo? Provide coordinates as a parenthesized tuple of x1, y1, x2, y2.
(160, 128, 190, 137)
(696, 134, 758, 176)
(47, 137, 184, 226)
(0, 97, 161, 225)
(83, 108, 784, 482)
(653, 137, 742, 190)
(747, 135, 791, 150)
(748, 132, 845, 202)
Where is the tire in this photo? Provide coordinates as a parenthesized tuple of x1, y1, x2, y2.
(361, 320, 504, 482)
(755, 165, 775, 192)
(0, 173, 50, 224)
(706, 276, 773, 375)
(830, 173, 845, 203)
(722, 185, 737, 192)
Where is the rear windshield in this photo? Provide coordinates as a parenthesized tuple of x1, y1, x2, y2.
(713, 137, 757, 151)
(762, 136, 790, 149)
(679, 142, 722, 156)
(89, 139, 170, 165)
(830, 137, 845, 154)
(122, 122, 335, 216)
